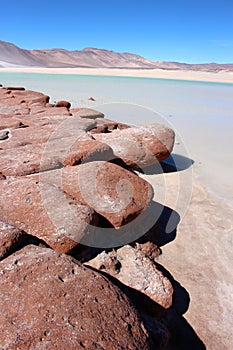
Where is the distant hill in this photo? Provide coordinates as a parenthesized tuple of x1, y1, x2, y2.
(0, 40, 232, 72)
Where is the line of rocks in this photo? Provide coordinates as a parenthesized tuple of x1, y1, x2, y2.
(0, 85, 175, 349)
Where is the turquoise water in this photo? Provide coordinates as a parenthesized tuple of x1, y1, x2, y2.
(0, 72, 233, 202)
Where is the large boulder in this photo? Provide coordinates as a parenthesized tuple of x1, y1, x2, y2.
(93, 123, 175, 169)
(0, 177, 96, 253)
(37, 161, 154, 228)
(0, 245, 152, 349)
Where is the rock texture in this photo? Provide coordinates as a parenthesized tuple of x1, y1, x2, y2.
(0, 245, 153, 349)
(37, 161, 154, 228)
(89, 117, 130, 134)
(93, 123, 175, 169)
(0, 177, 96, 253)
(0, 221, 26, 260)
(86, 245, 173, 312)
(70, 107, 104, 119)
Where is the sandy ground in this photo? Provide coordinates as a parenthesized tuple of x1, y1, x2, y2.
(143, 170, 233, 349)
(0, 67, 233, 84)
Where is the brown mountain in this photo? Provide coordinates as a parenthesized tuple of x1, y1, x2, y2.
(0, 40, 232, 72)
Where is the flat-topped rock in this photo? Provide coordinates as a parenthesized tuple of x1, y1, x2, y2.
(38, 161, 154, 228)
(0, 245, 152, 349)
(71, 107, 104, 119)
(93, 123, 175, 169)
(0, 177, 96, 253)
(0, 116, 108, 176)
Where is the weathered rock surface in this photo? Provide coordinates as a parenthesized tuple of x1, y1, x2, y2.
(0, 116, 113, 176)
(86, 245, 173, 312)
(0, 177, 96, 253)
(93, 123, 175, 168)
(89, 117, 130, 134)
(0, 245, 152, 349)
(71, 107, 104, 119)
(0, 88, 50, 116)
(37, 161, 154, 228)
(0, 221, 26, 260)
(0, 87, 71, 118)
(63, 138, 114, 166)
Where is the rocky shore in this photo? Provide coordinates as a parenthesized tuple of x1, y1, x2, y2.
(0, 85, 205, 349)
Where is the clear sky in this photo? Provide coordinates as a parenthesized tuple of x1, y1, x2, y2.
(1, 0, 232, 63)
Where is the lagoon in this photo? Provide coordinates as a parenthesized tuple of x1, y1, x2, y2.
(0, 71, 233, 204)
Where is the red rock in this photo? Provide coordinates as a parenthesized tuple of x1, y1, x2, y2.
(63, 138, 115, 166)
(0, 116, 28, 130)
(0, 143, 54, 176)
(38, 161, 154, 229)
(93, 123, 175, 169)
(88, 96, 95, 101)
(31, 106, 71, 116)
(0, 245, 152, 349)
(0, 97, 30, 115)
(70, 107, 104, 119)
(55, 100, 71, 109)
(89, 117, 130, 134)
(0, 118, 100, 175)
(0, 221, 26, 260)
(0, 177, 96, 253)
(86, 245, 173, 313)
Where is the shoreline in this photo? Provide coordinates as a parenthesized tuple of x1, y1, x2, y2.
(0, 67, 233, 84)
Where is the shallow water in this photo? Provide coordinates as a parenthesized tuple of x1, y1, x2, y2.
(0, 72, 233, 204)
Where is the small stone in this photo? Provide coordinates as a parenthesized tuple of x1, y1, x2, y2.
(54, 100, 71, 109)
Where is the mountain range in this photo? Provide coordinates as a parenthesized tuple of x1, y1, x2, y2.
(0, 40, 232, 72)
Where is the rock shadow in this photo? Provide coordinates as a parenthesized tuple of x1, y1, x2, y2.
(141, 201, 180, 248)
(155, 262, 206, 349)
(142, 153, 194, 175)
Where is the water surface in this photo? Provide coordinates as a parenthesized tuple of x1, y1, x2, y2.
(1, 72, 233, 203)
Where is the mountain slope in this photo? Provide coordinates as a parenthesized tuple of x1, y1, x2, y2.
(29, 47, 158, 68)
(0, 40, 44, 67)
(0, 40, 232, 71)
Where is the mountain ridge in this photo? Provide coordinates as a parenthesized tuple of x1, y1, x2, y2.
(0, 40, 232, 72)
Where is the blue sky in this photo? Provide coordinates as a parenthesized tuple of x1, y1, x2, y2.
(0, 0, 232, 63)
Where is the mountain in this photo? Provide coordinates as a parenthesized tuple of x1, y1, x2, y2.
(0, 40, 44, 67)
(0, 40, 232, 71)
